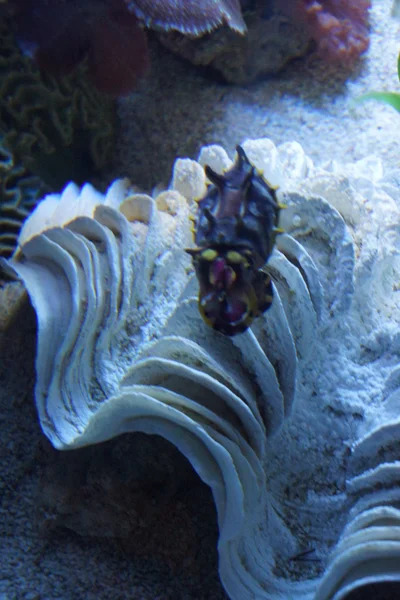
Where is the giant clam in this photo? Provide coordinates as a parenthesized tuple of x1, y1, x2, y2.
(4, 138, 400, 599)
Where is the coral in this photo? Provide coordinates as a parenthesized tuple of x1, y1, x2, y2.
(292, 0, 371, 62)
(0, 140, 47, 258)
(11, 0, 150, 96)
(126, 0, 246, 34)
(36, 433, 211, 575)
(0, 16, 115, 189)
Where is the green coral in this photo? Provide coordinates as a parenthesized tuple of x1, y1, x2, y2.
(0, 16, 116, 187)
(0, 16, 116, 259)
(0, 141, 47, 258)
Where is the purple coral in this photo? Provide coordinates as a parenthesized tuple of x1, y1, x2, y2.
(125, 0, 246, 35)
(292, 0, 371, 62)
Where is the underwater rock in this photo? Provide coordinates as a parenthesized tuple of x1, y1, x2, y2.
(4, 138, 400, 599)
(154, 0, 370, 84)
(35, 432, 216, 575)
(156, 2, 311, 84)
(0, 280, 26, 332)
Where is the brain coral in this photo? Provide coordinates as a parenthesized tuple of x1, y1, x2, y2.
(0, 16, 116, 189)
(0, 14, 116, 257)
(0, 140, 47, 258)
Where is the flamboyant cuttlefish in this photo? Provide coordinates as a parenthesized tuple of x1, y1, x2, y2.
(187, 146, 283, 336)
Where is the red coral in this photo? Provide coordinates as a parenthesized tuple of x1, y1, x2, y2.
(11, 0, 149, 96)
(292, 0, 371, 63)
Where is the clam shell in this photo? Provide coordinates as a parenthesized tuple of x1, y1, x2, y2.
(5, 138, 400, 600)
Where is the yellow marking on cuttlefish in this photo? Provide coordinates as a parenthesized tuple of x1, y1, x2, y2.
(201, 248, 218, 261)
(255, 169, 280, 191)
(186, 247, 201, 256)
(226, 250, 247, 264)
(199, 300, 213, 326)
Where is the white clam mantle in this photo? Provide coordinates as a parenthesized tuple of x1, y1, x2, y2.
(5, 138, 400, 600)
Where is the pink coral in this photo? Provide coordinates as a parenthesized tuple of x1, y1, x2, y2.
(292, 0, 371, 62)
